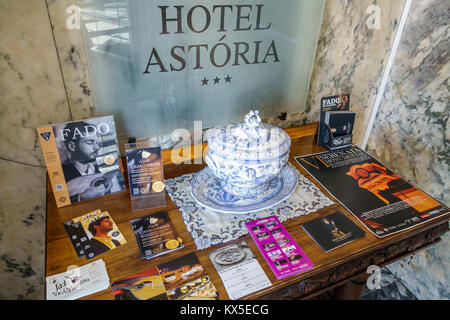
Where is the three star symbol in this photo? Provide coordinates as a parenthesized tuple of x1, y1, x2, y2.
(201, 75, 232, 86)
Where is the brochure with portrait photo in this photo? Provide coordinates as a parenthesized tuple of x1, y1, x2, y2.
(302, 211, 365, 252)
(63, 209, 126, 259)
(317, 94, 350, 146)
(37, 115, 126, 207)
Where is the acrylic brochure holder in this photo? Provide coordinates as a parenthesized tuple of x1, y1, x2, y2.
(317, 94, 353, 150)
(321, 124, 353, 151)
(124, 141, 166, 211)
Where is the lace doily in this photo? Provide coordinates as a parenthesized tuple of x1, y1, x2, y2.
(165, 165, 334, 250)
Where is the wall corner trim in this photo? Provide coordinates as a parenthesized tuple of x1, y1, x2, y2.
(361, 0, 413, 150)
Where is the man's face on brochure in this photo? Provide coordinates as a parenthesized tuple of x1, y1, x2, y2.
(100, 217, 113, 231)
(95, 217, 113, 234)
(77, 135, 101, 159)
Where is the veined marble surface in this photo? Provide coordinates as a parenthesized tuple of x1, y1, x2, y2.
(361, 267, 418, 300)
(305, 0, 406, 145)
(366, 0, 449, 300)
(0, 0, 73, 299)
(0, 159, 46, 299)
(0, 0, 72, 167)
(45, 0, 96, 120)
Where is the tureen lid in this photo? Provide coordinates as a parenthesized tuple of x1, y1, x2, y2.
(207, 110, 291, 161)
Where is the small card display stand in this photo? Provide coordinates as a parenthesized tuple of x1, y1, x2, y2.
(125, 141, 166, 211)
(321, 124, 353, 151)
(317, 94, 354, 150)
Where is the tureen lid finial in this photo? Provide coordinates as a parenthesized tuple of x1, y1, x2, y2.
(244, 110, 261, 126)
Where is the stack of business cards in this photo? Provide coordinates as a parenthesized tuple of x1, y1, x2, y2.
(46, 259, 110, 300)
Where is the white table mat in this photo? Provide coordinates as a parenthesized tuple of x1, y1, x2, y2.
(165, 164, 334, 250)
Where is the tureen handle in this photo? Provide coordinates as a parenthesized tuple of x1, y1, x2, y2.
(239, 110, 265, 141)
(244, 110, 261, 126)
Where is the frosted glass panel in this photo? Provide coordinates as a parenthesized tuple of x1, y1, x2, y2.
(78, 0, 325, 140)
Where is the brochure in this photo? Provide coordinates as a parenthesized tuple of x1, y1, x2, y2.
(324, 111, 355, 136)
(37, 115, 126, 207)
(130, 211, 184, 260)
(246, 216, 314, 280)
(208, 241, 272, 300)
(295, 146, 449, 238)
(302, 211, 365, 252)
(111, 266, 168, 300)
(125, 143, 166, 211)
(46, 259, 109, 300)
(317, 94, 350, 147)
(111, 252, 218, 300)
(63, 209, 126, 259)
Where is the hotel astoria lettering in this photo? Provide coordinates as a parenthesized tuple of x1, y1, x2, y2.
(143, 4, 280, 74)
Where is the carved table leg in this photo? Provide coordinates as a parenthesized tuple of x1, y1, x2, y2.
(333, 273, 369, 300)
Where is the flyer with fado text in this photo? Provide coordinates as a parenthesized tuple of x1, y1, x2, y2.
(295, 146, 449, 238)
(246, 216, 314, 280)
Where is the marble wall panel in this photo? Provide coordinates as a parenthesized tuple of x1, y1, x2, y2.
(0, 159, 46, 299)
(305, 0, 406, 145)
(366, 0, 449, 300)
(45, 0, 96, 120)
(0, 0, 72, 167)
(0, 0, 72, 299)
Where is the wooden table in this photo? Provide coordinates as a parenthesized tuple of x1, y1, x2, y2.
(45, 123, 449, 300)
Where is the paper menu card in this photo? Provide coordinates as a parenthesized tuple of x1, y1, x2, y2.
(208, 241, 271, 300)
(246, 216, 314, 280)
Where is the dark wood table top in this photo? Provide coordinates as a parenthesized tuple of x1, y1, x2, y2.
(45, 123, 449, 300)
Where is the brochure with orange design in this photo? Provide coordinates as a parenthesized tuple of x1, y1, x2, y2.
(111, 252, 218, 300)
(295, 146, 449, 238)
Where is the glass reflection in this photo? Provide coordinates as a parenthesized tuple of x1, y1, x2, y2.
(77, 0, 325, 142)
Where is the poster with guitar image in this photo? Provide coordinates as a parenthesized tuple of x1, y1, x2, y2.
(295, 146, 449, 238)
(111, 267, 168, 300)
(111, 253, 218, 300)
(37, 115, 126, 207)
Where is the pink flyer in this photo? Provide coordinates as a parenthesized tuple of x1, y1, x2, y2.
(245, 216, 314, 280)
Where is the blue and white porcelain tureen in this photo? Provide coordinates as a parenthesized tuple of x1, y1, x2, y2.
(204, 110, 292, 198)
